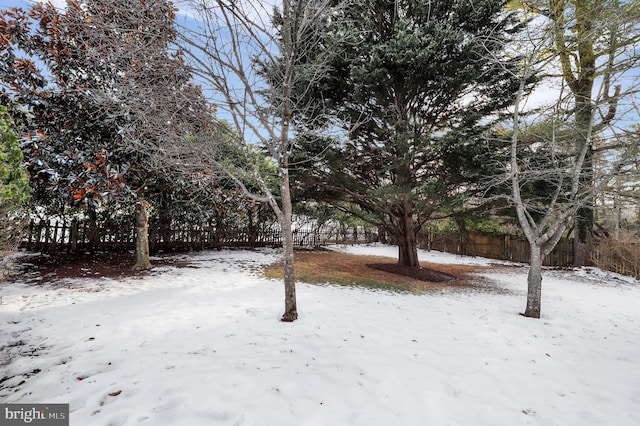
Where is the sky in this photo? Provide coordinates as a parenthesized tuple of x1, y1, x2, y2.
(1, 0, 194, 19)
(1, 0, 637, 133)
(0, 0, 568, 115)
(1, 0, 63, 9)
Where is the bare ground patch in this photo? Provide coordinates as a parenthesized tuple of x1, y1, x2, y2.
(263, 250, 509, 293)
(4, 251, 192, 287)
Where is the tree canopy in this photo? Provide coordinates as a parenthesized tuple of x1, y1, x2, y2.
(0, 0, 213, 212)
(291, 0, 527, 266)
(520, 0, 640, 265)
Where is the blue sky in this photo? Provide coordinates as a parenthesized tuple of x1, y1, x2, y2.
(1, 0, 63, 9)
(2, 0, 637, 134)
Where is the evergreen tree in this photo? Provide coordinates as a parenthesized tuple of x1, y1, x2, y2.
(292, 0, 526, 267)
(0, 107, 28, 208)
(0, 0, 212, 267)
(0, 106, 29, 265)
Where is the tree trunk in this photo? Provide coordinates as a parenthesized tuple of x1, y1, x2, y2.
(570, 8, 596, 267)
(278, 0, 298, 322)
(573, 114, 595, 266)
(70, 219, 78, 253)
(574, 205, 594, 266)
(573, 104, 594, 267)
(377, 226, 388, 244)
(396, 201, 420, 268)
(280, 170, 298, 322)
(247, 208, 257, 246)
(524, 243, 543, 318)
(88, 205, 100, 252)
(614, 187, 621, 239)
(134, 200, 152, 271)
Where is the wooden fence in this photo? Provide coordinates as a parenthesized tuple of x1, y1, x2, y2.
(18, 219, 639, 279)
(593, 238, 640, 280)
(19, 219, 574, 265)
(19, 219, 378, 253)
(417, 232, 574, 267)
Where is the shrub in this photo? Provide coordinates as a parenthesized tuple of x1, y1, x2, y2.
(0, 106, 29, 279)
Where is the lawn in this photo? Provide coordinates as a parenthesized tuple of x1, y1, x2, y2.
(1, 244, 639, 425)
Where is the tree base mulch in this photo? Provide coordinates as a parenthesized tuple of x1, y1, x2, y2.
(366, 263, 456, 283)
(264, 250, 508, 293)
(4, 251, 192, 286)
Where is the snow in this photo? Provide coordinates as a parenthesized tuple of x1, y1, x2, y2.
(1, 245, 639, 426)
(328, 242, 515, 266)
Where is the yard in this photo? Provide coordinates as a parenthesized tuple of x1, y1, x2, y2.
(1, 244, 639, 425)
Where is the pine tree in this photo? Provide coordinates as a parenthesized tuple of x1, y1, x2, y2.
(292, 0, 525, 267)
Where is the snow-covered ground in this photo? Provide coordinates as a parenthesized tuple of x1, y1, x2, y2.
(1, 244, 639, 426)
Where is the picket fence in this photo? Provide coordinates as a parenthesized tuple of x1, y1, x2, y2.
(419, 232, 574, 266)
(19, 219, 377, 253)
(19, 219, 639, 279)
(20, 219, 572, 264)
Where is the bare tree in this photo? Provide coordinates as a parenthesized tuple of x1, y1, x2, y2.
(489, 17, 640, 318)
(522, 0, 640, 265)
(177, 0, 346, 321)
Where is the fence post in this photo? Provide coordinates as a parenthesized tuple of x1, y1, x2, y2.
(70, 219, 78, 253)
(503, 235, 509, 261)
(60, 221, 67, 253)
(52, 220, 59, 254)
(40, 220, 49, 253)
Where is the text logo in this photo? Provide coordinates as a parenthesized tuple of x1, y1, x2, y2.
(0, 404, 68, 426)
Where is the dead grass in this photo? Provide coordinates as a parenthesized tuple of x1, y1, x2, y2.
(263, 250, 501, 293)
